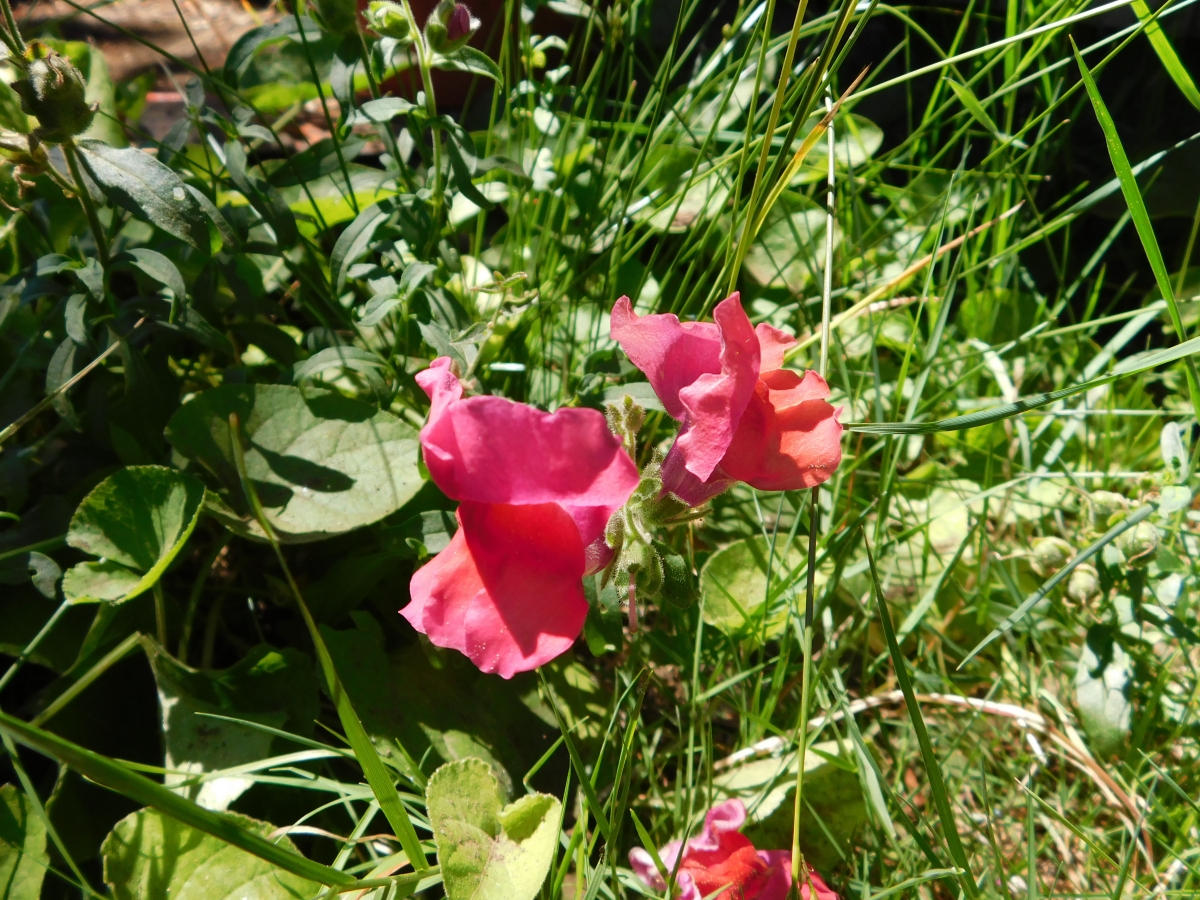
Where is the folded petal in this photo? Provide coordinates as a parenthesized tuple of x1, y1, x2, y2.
(718, 371, 843, 492)
(402, 502, 587, 678)
(629, 848, 666, 890)
(416, 356, 464, 425)
(753, 850, 794, 900)
(661, 439, 733, 507)
(756, 323, 797, 372)
(609, 295, 722, 420)
(420, 395, 638, 546)
(674, 294, 761, 481)
(684, 845, 767, 900)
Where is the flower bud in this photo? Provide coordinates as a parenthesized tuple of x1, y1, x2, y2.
(366, 0, 413, 41)
(1089, 490, 1129, 530)
(1030, 536, 1074, 578)
(1116, 519, 1159, 568)
(425, 0, 480, 52)
(310, 0, 359, 35)
(1066, 563, 1099, 604)
(15, 48, 96, 144)
(657, 544, 697, 609)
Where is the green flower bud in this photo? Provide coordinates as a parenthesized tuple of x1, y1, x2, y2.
(15, 47, 96, 144)
(310, 0, 359, 36)
(1066, 563, 1099, 604)
(366, 0, 413, 41)
(657, 543, 697, 609)
(1089, 490, 1129, 530)
(1116, 519, 1159, 568)
(1030, 536, 1074, 578)
(425, 0, 480, 52)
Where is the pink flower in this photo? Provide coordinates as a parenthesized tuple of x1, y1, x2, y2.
(610, 294, 843, 506)
(401, 358, 640, 678)
(629, 799, 838, 900)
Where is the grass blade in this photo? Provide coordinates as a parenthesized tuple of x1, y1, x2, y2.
(1130, 0, 1200, 110)
(1073, 37, 1200, 419)
(863, 530, 980, 899)
(0, 709, 357, 886)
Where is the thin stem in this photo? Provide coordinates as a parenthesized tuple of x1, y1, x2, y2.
(179, 535, 228, 665)
(628, 570, 639, 634)
(153, 581, 168, 646)
(401, 0, 444, 238)
(63, 140, 110, 267)
(0, 601, 68, 695)
(0, 0, 25, 56)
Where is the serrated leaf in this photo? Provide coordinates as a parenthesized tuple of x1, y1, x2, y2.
(0, 784, 48, 900)
(65, 466, 206, 603)
(101, 807, 322, 900)
(75, 141, 211, 251)
(165, 384, 423, 542)
(427, 758, 560, 900)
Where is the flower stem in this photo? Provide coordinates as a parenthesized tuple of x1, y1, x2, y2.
(63, 140, 110, 267)
(627, 570, 638, 634)
(401, 0, 445, 239)
(153, 580, 168, 647)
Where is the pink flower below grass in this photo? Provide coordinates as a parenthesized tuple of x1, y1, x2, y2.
(402, 358, 640, 678)
(629, 799, 838, 900)
(610, 294, 843, 506)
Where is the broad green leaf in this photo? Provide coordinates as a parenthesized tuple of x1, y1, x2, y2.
(0, 784, 48, 900)
(713, 741, 867, 874)
(62, 559, 143, 604)
(1074, 626, 1131, 759)
(142, 638, 318, 811)
(119, 248, 186, 303)
(700, 536, 803, 641)
(165, 384, 423, 542)
(65, 466, 205, 603)
(75, 141, 211, 251)
(427, 758, 560, 900)
(743, 192, 827, 292)
(432, 46, 503, 82)
(102, 808, 321, 900)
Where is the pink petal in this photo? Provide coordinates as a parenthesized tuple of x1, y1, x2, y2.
(718, 371, 843, 492)
(756, 323, 797, 372)
(753, 850, 794, 900)
(416, 356, 463, 424)
(661, 437, 733, 506)
(688, 799, 748, 853)
(419, 394, 638, 547)
(402, 502, 588, 678)
(629, 848, 666, 890)
(609, 295, 722, 420)
(673, 294, 761, 482)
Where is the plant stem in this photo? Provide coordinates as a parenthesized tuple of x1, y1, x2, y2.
(153, 581, 168, 646)
(0, 0, 25, 56)
(63, 140, 110, 267)
(401, 0, 444, 237)
(0, 601, 68, 695)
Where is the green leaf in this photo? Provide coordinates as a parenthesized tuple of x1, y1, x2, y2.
(0, 784, 48, 900)
(165, 384, 423, 542)
(346, 97, 417, 126)
(426, 758, 560, 900)
(119, 248, 186, 303)
(1073, 39, 1200, 417)
(1129, 0, 1200, 111)
(742, 192, 827, 292)
(1074, 626, 1131, 759)
(142, 638, 319, 811)
(713, 741, 867, 874)
(0, 708, 355, 886)
(292, 346, 390, 400)
(65, 466, 205, 603)
(101, 807, 322, 900)
(61, 559, 143, 604)
(699, 536, 803, 641)
(431, 46, 503, 82)
(224, 141, 299, 249)
(331, 199, 394, 293)
(75, 141, 212, 251)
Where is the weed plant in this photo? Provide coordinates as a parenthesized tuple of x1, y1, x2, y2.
(0, 0, 1199, 896)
